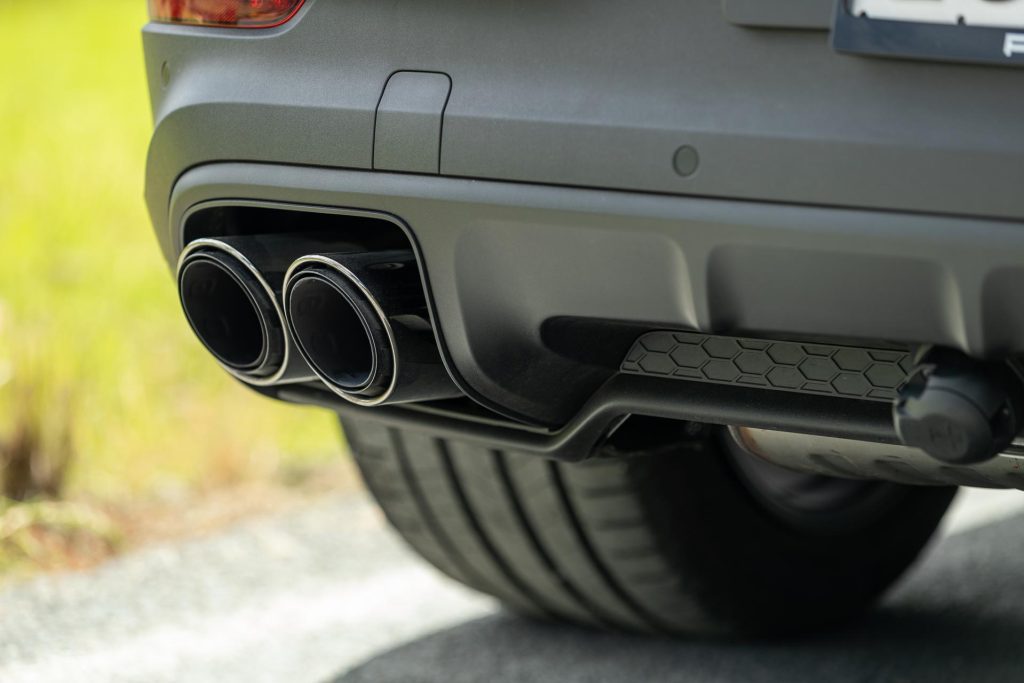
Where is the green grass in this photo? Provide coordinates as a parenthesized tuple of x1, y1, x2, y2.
(0, 0, 342, 502)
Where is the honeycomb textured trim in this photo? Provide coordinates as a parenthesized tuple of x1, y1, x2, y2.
(621, 331, 913, 402)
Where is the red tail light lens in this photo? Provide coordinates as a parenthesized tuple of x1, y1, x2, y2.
(148, 0, 305, 28)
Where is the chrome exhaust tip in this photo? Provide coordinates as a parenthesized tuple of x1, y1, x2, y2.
(177, 238, 306, 386)
(286, 265, 394, 398)
(284, 251, 459, 405)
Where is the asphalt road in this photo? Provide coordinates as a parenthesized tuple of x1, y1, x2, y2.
(1, 487, 1023, 683)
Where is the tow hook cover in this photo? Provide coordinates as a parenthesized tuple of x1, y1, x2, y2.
(894, 348, 1024, 465)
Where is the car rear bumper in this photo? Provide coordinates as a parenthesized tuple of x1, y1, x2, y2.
(165, 162, 1024, 426)
(143, 0, 1024, 231)
(144, 0, 1024, 431)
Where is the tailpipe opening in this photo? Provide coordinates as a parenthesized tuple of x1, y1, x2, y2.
(177, 237, 315, 386)
(284, 250, 460, 405)
(179, 250, 281, 374)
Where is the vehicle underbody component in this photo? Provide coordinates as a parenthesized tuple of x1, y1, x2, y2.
(731, 426, 1024, 490)
(894, 348, 1024, 465)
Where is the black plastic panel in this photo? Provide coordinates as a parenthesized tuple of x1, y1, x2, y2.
(622, 331, 913, 402)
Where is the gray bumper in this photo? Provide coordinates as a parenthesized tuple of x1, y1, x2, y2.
(166, 163, 1024, 425)
(144, 0, 1024, 426)
(143, 0, 1024, 246)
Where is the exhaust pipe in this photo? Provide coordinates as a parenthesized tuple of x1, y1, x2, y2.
(176, 236, 324, 386)
(729, 426, 1024, 489)
(283, 250, 460, 405)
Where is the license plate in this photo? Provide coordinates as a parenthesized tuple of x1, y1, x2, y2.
(834, 0, 1024, 67)
(850, 0, 1024, 30)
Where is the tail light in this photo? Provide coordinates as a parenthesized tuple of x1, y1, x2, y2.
(148, 0, 305, 28)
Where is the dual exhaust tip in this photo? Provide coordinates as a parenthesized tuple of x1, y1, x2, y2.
(177, 237, 457, 406)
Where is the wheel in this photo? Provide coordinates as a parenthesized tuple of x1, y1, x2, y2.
(343, 416, 955, 636)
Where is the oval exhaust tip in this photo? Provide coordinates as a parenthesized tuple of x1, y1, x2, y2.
(178, 248, 284, 379)
(286, 266, 395, 401)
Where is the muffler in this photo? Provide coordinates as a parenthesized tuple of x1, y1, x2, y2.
(730, 426, 1024, 489)
(176, 235, 328, 386)
(283, 250, 460, 405)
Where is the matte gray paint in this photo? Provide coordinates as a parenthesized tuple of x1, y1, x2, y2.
(168, 163, 1024, 424)
(144, 0, 1024, 266)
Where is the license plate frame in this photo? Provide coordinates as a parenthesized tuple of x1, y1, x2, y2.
(832, 0, 1024, 68)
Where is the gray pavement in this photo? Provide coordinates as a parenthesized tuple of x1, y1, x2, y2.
(0, 494, 494, 683)
(1, 488, 1023, 682)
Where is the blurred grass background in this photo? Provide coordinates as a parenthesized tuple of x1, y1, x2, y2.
(0, 0, 345, 574)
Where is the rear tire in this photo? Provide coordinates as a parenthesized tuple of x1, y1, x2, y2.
(343, 417, 955, 636)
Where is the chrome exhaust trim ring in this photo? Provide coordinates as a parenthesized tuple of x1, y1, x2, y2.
(283, 253, 401, 406)
(177, 238, 295, 387)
